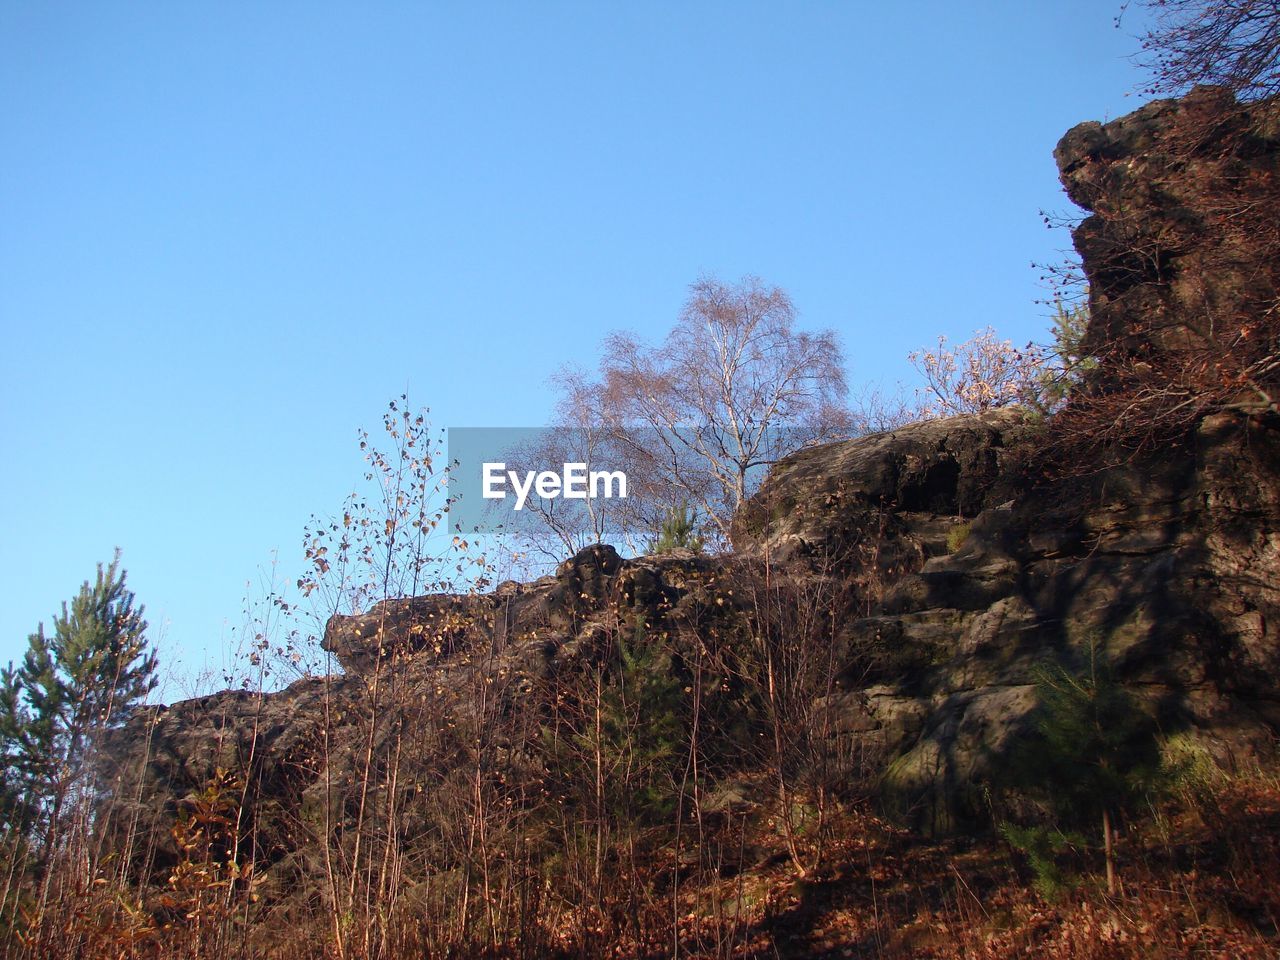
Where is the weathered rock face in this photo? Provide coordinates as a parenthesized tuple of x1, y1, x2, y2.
(1055, 86, 1280, 364)
(320, 542, 711, 675)
(101, 545, 731, 894)
(772, 408, 1279, 832)
(732, 407, 1029, 563)
(746, 88, 1280, 831)
(102, 88, 1280, 891)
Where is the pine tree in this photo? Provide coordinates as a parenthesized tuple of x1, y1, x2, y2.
(0, 665, 37, 831)
(1036, 298, 1098, 411)
(1000, 641, 1162, 896)
(600, 616, 686, 825)
(0, 550, 157, 838)
(649, 502, 703, 555)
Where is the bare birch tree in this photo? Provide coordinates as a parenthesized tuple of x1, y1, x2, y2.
(578, 276, 851, 547)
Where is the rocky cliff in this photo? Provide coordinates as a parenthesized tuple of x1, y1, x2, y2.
(736, 405, 1279, 832)
(102, 90, 1280, 899)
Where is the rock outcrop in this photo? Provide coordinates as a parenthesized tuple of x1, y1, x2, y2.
(736, 406, 1279, 832)
(732, 407, 1029, 563)
(103, 545, 730, 889)
(1054, 86, 1280, 363)
(102, 89, 1280, 896)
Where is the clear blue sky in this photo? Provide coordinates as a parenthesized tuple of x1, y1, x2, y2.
(1, 2, 1155, 693)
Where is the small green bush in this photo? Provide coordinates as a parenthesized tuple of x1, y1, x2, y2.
(1159, 732, 1224, 800)
(997, 639, 1165, 895)
(999, 823, 1085, 900)
(946, 522, 971, 553)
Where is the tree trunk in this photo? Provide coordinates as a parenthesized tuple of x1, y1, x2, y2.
(1102, 807, 1117, 896)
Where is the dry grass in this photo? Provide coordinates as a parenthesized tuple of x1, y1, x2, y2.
(1, 763, 1276, 959)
